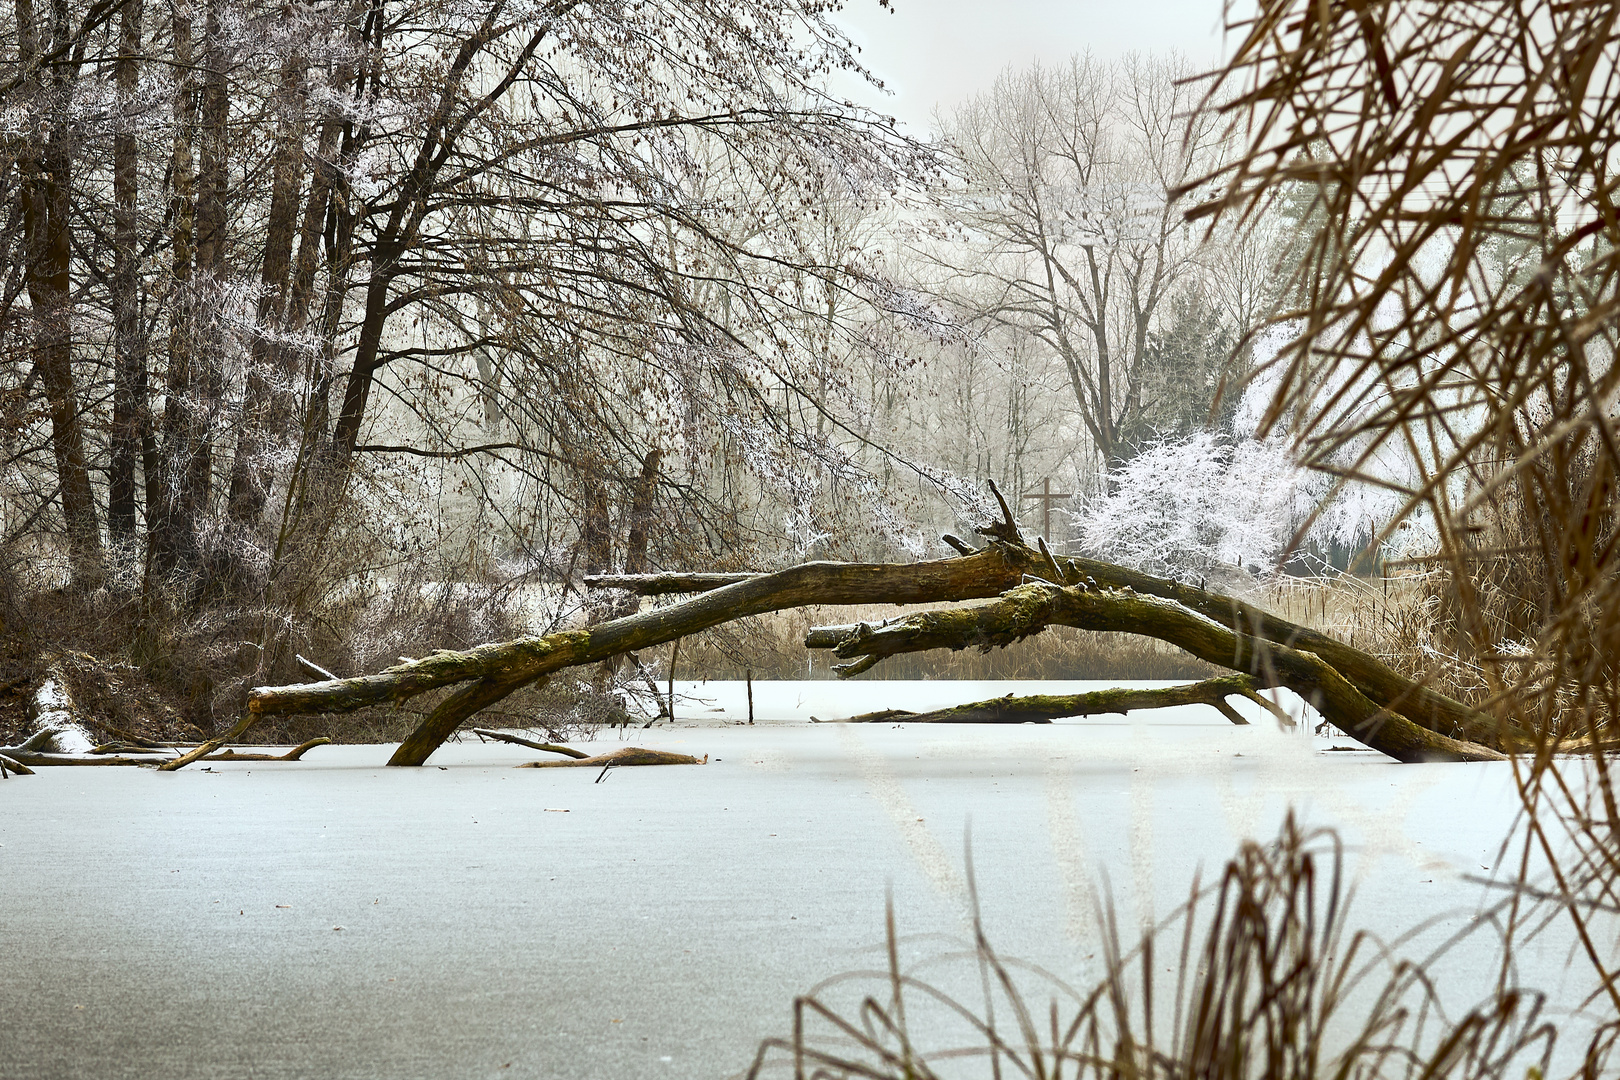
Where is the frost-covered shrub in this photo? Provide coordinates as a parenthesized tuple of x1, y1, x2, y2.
(1073, 433, 1318, 578)
(1073, 426, 1437, 580)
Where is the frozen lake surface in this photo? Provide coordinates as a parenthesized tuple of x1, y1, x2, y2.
(0, 681, 1596, 1079)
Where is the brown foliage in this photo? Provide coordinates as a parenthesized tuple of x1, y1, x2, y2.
(1188, 0, 1620, 1013)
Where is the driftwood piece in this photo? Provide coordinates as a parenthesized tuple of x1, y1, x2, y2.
(839, 673, 1276, 726)
(0, 753, 34, 776)
(0, 751, 169, 766)
(808, 582, 1503, 763)
(203, 737, 331, 762)
(515, 746, 705, 769)
(472, 729, 590, 758)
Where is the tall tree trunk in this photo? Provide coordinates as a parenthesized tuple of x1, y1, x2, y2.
(18, 0, 103, 590)
(108, 0, 146, 552)
(150, 0, 202, 578)
(623, 449, 662, 576)
(227, 35, 307, 529)
(579, 465, 613, 578)
(330, 264, 393, 457)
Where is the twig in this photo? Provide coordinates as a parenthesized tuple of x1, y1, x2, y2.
(204, 737, 332, 762)
(471, 728, 590, 758)
(296, 654, 339, 682)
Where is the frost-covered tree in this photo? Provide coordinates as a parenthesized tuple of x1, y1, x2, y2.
(1075, 354, 1434, 580)
(0, 0, 939, 594)
(1073, 432, 1314, 579)
(918, 52, 1238, 473)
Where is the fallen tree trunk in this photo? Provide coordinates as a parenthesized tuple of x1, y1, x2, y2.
(249, 545, 1039, 766)
(583, 571, 760, 594)
(515, 746, 704, 769)
(807, 582, 1503, 763)
(240, 516, 1517, 765)
(840, 673, 1282, 726)
(603, 549, 1519, 749)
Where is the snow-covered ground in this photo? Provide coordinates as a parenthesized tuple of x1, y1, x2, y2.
(0, 684, 1599, 1079)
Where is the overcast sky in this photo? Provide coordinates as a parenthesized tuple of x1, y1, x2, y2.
(829, 0, 1234, 135)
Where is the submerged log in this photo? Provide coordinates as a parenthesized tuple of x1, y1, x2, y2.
(0, 751, 168, 766)
(841, 673, 1279, 726)
(6, 737, 332, 768)
(515, 746, 704, 769)
(203, 737, 331, 762)
(0, 753, 35, 776)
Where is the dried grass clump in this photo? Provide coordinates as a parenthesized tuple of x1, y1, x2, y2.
(1183, 0, 1620, 1031)
(747, 815, 1610, 1080)
(1190, 0, 1620, 739)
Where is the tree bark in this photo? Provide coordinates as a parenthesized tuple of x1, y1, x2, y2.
(227, 30, 308, 528)
(18, 0, 103, 590)
(150, 0, 204, 578)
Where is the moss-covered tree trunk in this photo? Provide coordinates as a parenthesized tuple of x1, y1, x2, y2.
(233, 523, 1518, 766)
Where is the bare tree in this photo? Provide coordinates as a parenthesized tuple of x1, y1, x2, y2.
(10, 0, 106, 589)
(924, 53, 1232, 473)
